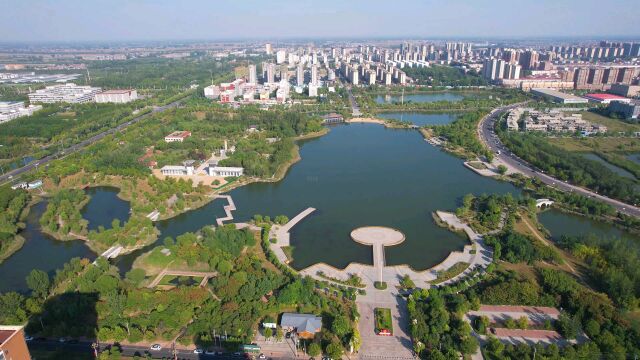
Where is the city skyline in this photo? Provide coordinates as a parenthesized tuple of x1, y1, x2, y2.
(1, 0, 639, 43)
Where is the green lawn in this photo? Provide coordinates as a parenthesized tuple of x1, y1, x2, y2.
(374, 308, 393, 334)
(580, 111, 640, 133)
(431, 262, 470, 284)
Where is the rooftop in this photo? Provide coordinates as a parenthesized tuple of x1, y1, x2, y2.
(99, 89, 135, 94)
(281, 313, 322, 333)
(0, 325, 23, 346)
(585, 93, 628, 100)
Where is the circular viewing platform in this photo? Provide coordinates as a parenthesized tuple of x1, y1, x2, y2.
(351, 226, 405, 247)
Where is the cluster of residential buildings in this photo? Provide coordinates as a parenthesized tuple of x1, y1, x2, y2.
(27, 83, 137, 104)
(0, 101, 42, 123)
(507, 107, 607, 135)
(479, 42, 640, 91)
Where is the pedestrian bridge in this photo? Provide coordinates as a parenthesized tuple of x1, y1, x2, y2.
(536, 199, 554, 208)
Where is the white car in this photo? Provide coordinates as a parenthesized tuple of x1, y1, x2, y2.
(150, 344, 162, 351)
(193, 348, 204, 354)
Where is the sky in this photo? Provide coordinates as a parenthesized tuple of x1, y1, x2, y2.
(1, 0, 638, 42)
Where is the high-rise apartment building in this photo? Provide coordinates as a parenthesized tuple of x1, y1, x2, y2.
(248, 64, 257, 84)
(310, 65, 318, 85)
(265, 43, 272, 55)
(276, 50, 286, 64)
(296, 64, 304, 86)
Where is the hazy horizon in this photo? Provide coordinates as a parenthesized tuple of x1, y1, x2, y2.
(1, 0, 639, 43)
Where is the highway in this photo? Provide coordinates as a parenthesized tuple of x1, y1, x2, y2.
(478, 103, 640, 218)
(0, 98, 186, 185)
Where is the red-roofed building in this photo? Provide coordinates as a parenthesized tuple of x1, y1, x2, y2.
(0, 325, 31, 359)
(584, 93, 632, 104)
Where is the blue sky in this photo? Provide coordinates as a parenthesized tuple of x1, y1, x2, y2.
(1, 0, 638, 42)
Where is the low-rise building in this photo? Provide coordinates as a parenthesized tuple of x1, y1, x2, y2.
(530, 88, 588, 104)
(321, 113, 344, 124)
(510, 107, 606, 134)
(95, 89, 138, 103)
(164, 131, 192, 143)
(160, 161, 196, 176)
(0, 325, 31, 359)
(0, 101, 42, 123)
(608, 100, 640, 120)
(207, 164, 244, 177)
(584, 93, 632, 104)
(28, 83, 101, 103)
(609, 84, 640, 98)
(280, 313, 322, 339)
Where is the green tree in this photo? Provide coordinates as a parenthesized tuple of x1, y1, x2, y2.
(325, 342, 343, 359)
(308, 342, 321, 357)
(400, 274, 415, 289)
(26, 269, 50, 298)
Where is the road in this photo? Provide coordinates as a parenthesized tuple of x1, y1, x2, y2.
(0, 97, 187, 185)
(28, 339, 256, 359)
(478, 103, 640, 218)
(346, 86, 361, 116)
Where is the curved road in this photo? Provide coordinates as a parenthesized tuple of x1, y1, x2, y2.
(0, 98, 187, 185)
(478, 103, 640, 218)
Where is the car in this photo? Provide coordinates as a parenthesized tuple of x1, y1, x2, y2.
(194, 348, 204, 354)
(150, 344, 162, 351)
(24, 336, 34, 341)
(285, 332, 292, 339)
(58, 337, 67, 343)
(205, 350, 216, 355)
(259, 354, 267, 359)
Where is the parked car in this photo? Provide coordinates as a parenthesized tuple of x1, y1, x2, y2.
(193, 348, 204, 354)
(24, 336, 33, 341)
(150, 344, 162, 351)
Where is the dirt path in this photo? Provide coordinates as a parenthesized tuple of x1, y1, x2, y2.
(521, 216, 578, 275)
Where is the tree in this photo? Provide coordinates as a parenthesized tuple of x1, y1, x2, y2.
(331, 315, 350, 338)
(325, 342, 343, 359)
(125, 268, 146, 286)
(26, 269, 50, 298)
(308, 342, 321, 357)
(497, 164, 508, 175)
(264, 327, 273, 339)
(400, 274, 415, 289)
(516, 316, 528, 329)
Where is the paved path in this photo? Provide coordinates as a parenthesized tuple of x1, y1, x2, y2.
(478, 103, 640, 218)
(147, 269, 217, 288)
(346, 86, 362, 116)
(214, 195, 236, 226)
(268, 207, 316, 264)
(351, 227, 405, 284)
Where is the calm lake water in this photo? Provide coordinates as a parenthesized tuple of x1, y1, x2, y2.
(538, 208, 640, 242)
(0, 202, 95, 293)
(377, 112, 458, 126)
(375, 92, 465, 104)
(627, 153, 640, 165)
(82, 186, 130, 231)
(5, 123, 636, 292)
(582, 153, 637, 180)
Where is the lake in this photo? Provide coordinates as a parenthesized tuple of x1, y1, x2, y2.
(375, 92, 465, 104)
(82, 186, 130, 231)
(13, 123, 637, 292)
(582, 153, 636, 180)
(538, 208, 639, 242)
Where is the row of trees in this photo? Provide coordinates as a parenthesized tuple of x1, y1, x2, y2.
(500, 133, 639, 205)
(0, 186, 29, 258)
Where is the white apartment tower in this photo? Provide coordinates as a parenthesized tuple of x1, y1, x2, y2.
(296, 64, 304, 86)
(310, 65, 318, 85)
(248, 64, 257, 84)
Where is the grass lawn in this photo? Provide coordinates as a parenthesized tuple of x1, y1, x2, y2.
(430, 262, 470, 284)
(547, 137, 640, 153)
(374, 308, 393, 334)
(467, 161, 488, 170)
(580, 111, 640, 133)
